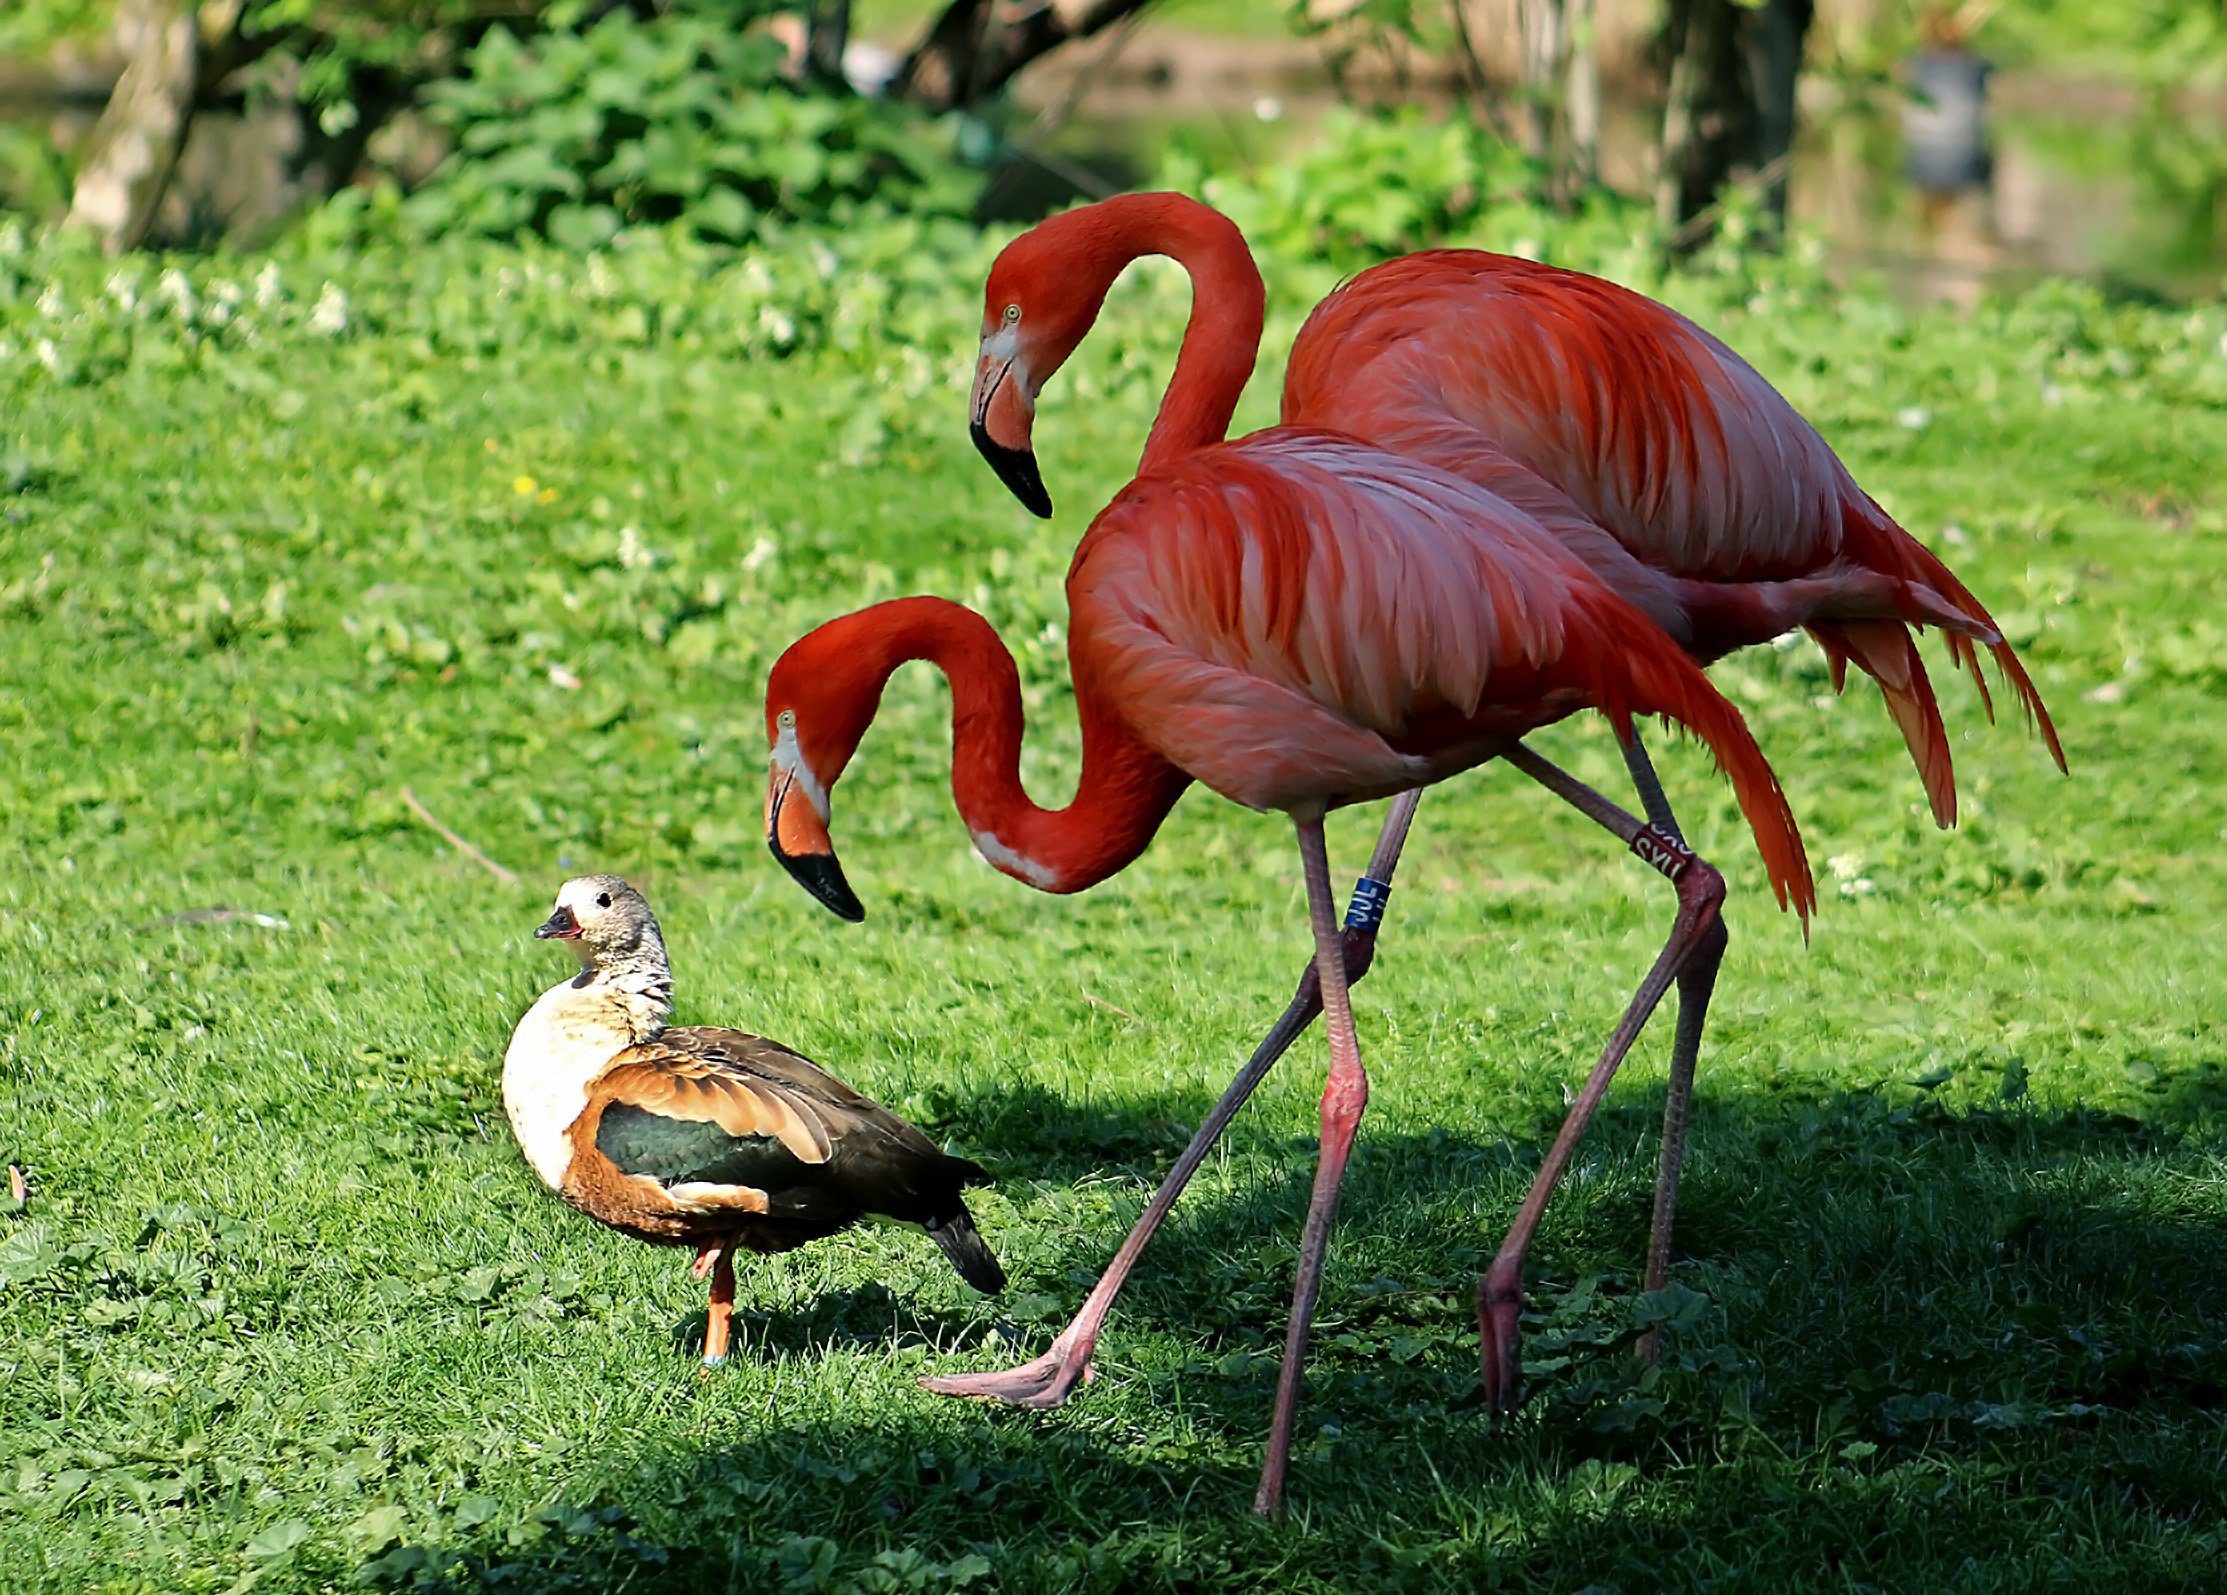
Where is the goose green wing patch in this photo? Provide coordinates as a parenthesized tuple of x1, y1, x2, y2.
(594, 1101, 814, 1191)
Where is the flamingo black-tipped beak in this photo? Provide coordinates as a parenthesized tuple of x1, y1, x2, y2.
(535, 905, 582, 940)
(776, 847, 864, 923)
(970, 356, 1053, 519)
(970, 421, 1053, 519)
(766, 773, 865, 923)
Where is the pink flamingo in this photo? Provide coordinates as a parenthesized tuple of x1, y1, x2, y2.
(955, 191, 2062, 1406)
(763, 428, 1815, 1512)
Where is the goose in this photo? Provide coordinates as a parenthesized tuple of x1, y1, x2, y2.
(501, 875, 1005, 1364)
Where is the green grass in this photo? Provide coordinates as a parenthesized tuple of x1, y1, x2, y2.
(0, 225, 2224, 1593)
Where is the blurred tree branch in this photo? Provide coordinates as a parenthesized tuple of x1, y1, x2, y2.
(894, 0, 1158, 113)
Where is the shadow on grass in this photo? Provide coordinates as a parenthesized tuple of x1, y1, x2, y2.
(686, 1281, 998, 1366)
(365, 1078, 2227, 1593)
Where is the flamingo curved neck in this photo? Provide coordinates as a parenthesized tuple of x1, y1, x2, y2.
(832, 598, 1189, 895)
(1091, 195, 1266, 474)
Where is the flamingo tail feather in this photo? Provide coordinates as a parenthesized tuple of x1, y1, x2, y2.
(1839, 499, 2065, 773)
(1808, 618, 1957, 829)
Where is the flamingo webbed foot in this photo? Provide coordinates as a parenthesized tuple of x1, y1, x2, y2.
(919, 1341, 1096, 1408)
(1477, 1259, 1526, 1421)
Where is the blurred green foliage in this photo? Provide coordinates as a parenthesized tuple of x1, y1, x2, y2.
(1160, 109, 1559, 276)
(1975, 0, 2227, 81)
(401, 8, 975, 249)
(1158, 107, 1806, 294)
(0, 0, 111, 58)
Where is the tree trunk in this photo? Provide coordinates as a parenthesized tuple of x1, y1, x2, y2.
(1565, 0, 1599, 186)
(1741, 0, 1809, 223)
(65, 0, 204, 254)
(895, 0, 1155, 113)
(805, 0, 852, 88)
(1517, 0, 1564, 163)
(1654, 0, 1813, 242)
(63, 0, 278, 254)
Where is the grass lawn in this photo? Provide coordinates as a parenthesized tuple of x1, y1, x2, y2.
(0, 229, 2223, 1592)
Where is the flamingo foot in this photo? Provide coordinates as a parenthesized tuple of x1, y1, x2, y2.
(1478, 1258, 1525, 1421)
(919, 1337, 1097, 1407)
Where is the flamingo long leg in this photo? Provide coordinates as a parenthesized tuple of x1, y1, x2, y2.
(920, 790, 1425, 1408)
(1254, 811, 1372, 1518)
(1480, 744, 1727, 1416)
(1618, 728, 1681, 835)
(1617, 731, 1730, 1364)
(701, 1248, 737, 1368)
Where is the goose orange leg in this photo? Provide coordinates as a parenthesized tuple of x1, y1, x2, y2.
(695, 1245, 737, 1367)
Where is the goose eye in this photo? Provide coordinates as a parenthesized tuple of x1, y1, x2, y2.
(777, 708, 796, 730)
(1002, 304, 1020, 325)
(596, 892, 612, 908)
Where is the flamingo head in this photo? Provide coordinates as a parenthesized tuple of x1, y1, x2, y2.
(972, 214, 1130, 520)
(761, 629, 888, 923)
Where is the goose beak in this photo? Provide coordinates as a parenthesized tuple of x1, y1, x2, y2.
(535, 905, 582, 940)
(970, 354, 1052, 519)
(766, 768, 864, 923)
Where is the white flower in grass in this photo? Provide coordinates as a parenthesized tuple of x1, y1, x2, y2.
(1826, 852, 1876, 897)
(741, 536, 778, 573)
(255, 261, 282, 308)
(105, 272, 138, 312)
(309, 282, 350, 337)
(36, 283, 65, 320)
(157, 268, 196, 322)
(35, 338, 60, 374)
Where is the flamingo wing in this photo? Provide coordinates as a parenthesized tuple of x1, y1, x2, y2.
(1070, 432, 1590, 806)
(1288, 253, 1849, 581)
(1068, 430, 1816, 920)
(1285, 251, 2063, 811)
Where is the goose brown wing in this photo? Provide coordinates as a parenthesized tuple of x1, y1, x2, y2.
(590, 1031, 983, 1227)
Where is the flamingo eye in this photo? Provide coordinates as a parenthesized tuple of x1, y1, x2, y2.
(777, 708, 797, 730)
(1002, 304, 1021, 325)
